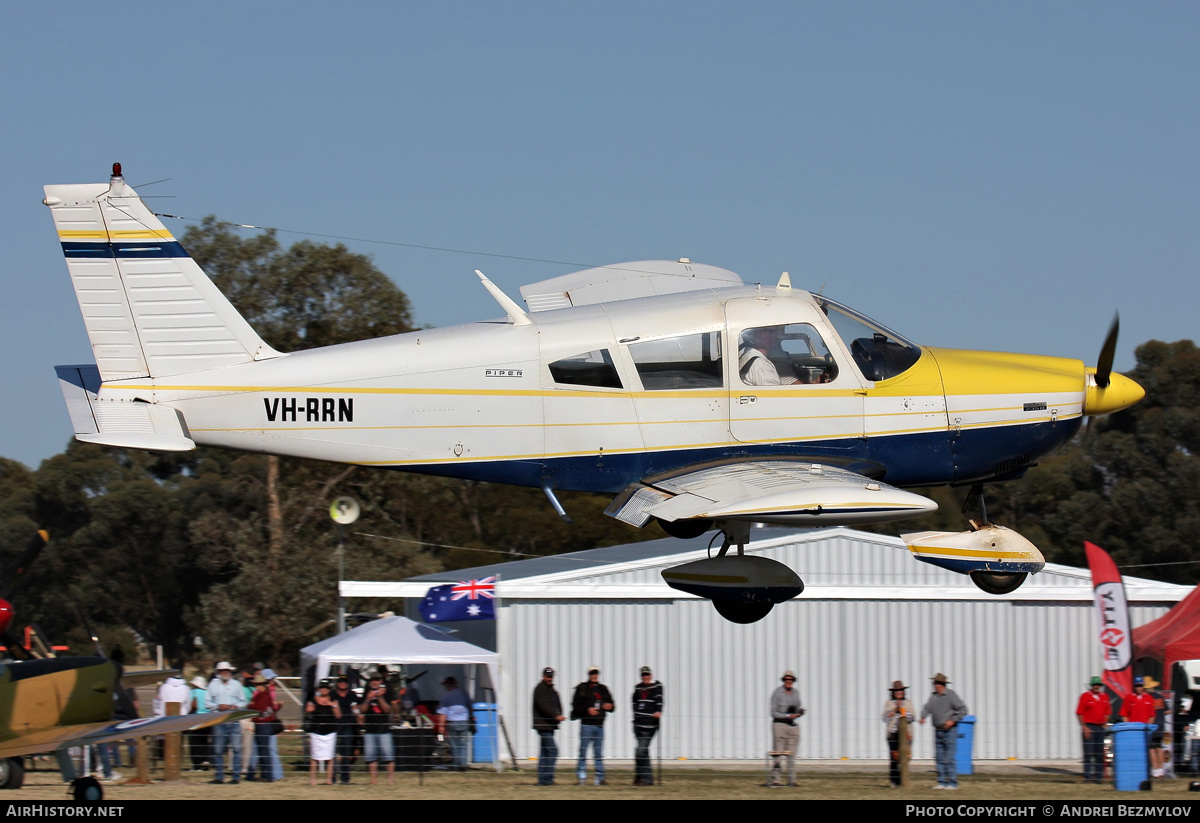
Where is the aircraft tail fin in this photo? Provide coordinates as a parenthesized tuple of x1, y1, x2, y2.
(43, 165, 279, 382)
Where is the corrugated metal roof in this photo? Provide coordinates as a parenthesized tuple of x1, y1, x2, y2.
(403, 527, 755, 582)
(352, 527, 1187, 602)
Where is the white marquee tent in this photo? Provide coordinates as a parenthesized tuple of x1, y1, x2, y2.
(300, 615, 499, 690)
(299, 615, 504, 770)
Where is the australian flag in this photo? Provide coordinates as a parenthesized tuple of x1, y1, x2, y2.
(419, 577, 497, 622)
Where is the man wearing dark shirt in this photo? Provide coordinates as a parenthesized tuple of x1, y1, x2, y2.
(631, 666, 663, 786)
(532, 667, 565, 786)
(571, 666, 614, 786)
(357, 671, 394, 785)
(331, 675, 359, 784)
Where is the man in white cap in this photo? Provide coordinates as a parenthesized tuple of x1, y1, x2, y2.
(769, 670, 805, 786)
(206, 661, 247, 784)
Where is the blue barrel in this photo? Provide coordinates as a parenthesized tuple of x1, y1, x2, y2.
(1112, 722, 1155, 791)
(956, 716, 977, 776)
(472, 702, 499, 763)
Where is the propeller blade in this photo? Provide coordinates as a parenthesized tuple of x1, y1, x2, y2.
(1095, 314, 1119, 389)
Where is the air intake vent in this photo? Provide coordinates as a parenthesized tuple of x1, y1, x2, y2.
(991, 454, 1031, 478)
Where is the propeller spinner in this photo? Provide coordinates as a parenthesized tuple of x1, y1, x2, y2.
(1083, 314, 1144, 417)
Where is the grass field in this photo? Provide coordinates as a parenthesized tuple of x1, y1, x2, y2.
(12, 757, 1198, 801)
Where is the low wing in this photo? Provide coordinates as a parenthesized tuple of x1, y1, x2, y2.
(606, 459, 937, 527)
(0, 710, 254, 760)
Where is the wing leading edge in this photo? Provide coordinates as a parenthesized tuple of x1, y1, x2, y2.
(606, 459, 937, 528)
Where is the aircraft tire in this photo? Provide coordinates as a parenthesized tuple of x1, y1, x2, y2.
(970, 571, 1028, 595)
(72, 776, 102, 802)
(656, 518, 713, 540)
(712, 599, 774, 624)
(0, 758, 23, 790)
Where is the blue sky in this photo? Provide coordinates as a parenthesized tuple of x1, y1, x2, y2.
(2, 1, 1197, 469)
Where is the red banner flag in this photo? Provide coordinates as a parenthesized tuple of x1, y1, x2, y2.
(1085, 541, 1133, 703)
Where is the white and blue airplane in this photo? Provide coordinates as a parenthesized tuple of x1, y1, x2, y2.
(44, 165, 1144, 622)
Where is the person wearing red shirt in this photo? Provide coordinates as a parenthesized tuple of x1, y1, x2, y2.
(1077, 676, 1112, 783)
(1123, 678, 1155, 723)
(1123, 676, 1166, 777)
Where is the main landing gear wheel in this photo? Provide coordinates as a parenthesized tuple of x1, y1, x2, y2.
(712, 599, 775, 624)
(970, 571, 1028, 595)
(656, 518, 713, 540)
(0, 758, 23, 790)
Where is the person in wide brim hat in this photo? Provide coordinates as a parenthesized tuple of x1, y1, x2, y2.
(883, 679, 914, 787)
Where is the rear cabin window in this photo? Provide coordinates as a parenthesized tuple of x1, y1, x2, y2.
(629, 332, 723, 390)
(548, 349, 623, 388)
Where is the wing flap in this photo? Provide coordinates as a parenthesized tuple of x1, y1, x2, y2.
(608, 460, 937, 528)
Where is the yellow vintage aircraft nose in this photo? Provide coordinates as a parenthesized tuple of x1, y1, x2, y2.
(1083, 370, 1144, 416)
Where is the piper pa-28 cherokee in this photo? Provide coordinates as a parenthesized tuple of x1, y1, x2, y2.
(45, 166, 1144, 623)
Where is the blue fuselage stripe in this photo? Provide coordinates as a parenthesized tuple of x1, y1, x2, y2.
(386, 419, 1079, 494)
(62, 241, 190, 258)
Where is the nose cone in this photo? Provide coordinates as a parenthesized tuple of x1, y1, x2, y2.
(1084, 371, 1145, 416)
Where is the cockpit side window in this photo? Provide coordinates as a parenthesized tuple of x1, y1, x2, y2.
(549, 349, 623, 389)
(818, 299, 922, 382)
(738, 323, 839, 386)
(629, 332, 723, 390)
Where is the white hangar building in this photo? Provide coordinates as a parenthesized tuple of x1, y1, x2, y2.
(343, 527, 1187, 763)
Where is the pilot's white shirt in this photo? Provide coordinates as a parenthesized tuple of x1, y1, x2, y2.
(739, 347, 788, 386)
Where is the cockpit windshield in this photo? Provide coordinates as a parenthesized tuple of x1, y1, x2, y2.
(817, 297, 922, 382)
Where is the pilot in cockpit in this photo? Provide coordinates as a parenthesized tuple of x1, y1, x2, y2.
(738, 326, 799, 386)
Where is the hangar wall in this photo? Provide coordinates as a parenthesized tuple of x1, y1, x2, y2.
(500, 596, 1169, 762)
